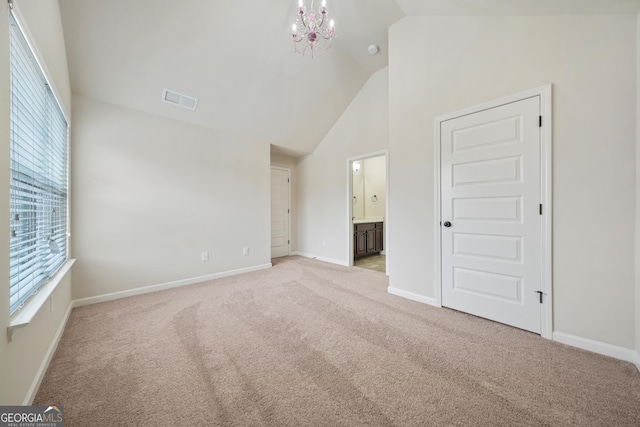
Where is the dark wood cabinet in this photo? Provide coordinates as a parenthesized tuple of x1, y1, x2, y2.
(374, 222, 384, 252)
(355, 229, 368, 258)
(354, 222, 383, 259)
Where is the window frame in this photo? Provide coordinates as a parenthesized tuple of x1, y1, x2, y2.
(8, 9, 71, 317)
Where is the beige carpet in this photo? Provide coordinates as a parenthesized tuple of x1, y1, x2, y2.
(35, 256, 640, 426)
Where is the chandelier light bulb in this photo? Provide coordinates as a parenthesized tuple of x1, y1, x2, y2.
(322, 0, 327, 6)
(298, 0, 303, 6)
(330, 19, 334, 27)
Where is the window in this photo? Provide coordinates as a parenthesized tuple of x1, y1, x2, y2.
(9, 13, 68, 315)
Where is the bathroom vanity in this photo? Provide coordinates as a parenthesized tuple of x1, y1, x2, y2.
(354, 221, 383, 258)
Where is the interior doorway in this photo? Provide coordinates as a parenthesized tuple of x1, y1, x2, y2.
(347, 150, 389, 275)
(270, 167, 291, 259)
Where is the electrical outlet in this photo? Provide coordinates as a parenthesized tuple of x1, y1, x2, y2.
(201, 252, 209, 262)
(242, 247, 249, 256)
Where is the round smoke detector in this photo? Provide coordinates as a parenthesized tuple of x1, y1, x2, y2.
(368, 45, 379, 55)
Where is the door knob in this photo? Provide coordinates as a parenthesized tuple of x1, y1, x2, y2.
(443, 221, 452, 228)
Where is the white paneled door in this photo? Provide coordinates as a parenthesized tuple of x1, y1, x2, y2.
(271, 167, 290, 259)
(440, 96, 542, 333)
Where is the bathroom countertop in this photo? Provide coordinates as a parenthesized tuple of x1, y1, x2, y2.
(353, 217, 384, 224)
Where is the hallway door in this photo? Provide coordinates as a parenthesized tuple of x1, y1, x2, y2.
(271, 167, 290, 259)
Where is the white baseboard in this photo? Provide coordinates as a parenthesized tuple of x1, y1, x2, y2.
(23, 301, 73, 405)
(293, 252, 349, 267)
(73, 263, 272, 307)
(387, 287, 440, 307)
(553, 331, 640, 371)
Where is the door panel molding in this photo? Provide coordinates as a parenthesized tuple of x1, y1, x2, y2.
(434, 85, 553, 339)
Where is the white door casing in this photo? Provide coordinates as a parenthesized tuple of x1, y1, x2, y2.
(271, 167, 290, 259)
(436, 88, 552, 336)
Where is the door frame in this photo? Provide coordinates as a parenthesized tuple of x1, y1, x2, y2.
(270, 166, 291, 258)
(433, 85, 553, 339)
(346, 149, 389, 275)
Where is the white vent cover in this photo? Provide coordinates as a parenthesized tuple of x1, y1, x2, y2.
(162, 89, 198, 111)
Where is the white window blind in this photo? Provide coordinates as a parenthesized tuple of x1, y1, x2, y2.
(9, 13, 68, 315)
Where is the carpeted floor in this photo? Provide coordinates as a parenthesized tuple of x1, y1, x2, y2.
(35, 256, 640, 426)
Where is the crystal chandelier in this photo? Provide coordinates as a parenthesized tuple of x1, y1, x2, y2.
(290, 0, 336, 57)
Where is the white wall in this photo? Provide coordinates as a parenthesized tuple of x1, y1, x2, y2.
(0, 0, 73, 404)
(297, 68, 389, 264)
(71, 95, 271, 300)
(363, 156, 386, 219)
(389, 16, 637, 349)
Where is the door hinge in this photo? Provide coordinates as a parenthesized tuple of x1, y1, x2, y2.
(288, 240, 290, 245)
(288, 178, 290, 183)
(288, 209, 290, 214)
(535, 290, 544, 304)
(539, 116, 542, 127)
(539, 204, 543, 215)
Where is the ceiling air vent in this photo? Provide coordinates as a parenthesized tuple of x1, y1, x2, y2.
(162, 89, 198, 111)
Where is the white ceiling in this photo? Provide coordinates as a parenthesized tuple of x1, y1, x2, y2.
(58, 0, 640, 156)
(396, 0, 640, 16)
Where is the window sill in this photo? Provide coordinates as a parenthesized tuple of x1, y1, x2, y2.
(7, 258, 76, 342)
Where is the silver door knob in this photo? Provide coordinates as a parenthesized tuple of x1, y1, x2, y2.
(443, 221, 452, 227)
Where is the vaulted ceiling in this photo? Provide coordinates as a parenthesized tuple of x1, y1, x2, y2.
(58, 0, 640, 156)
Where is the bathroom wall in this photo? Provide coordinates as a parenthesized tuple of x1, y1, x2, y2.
(363, 156, 386, 219)
(352, 162, 365, 219)
(352, 156, 386, 220)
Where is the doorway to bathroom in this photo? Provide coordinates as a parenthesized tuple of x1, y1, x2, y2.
(347, 150, 388, 275)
